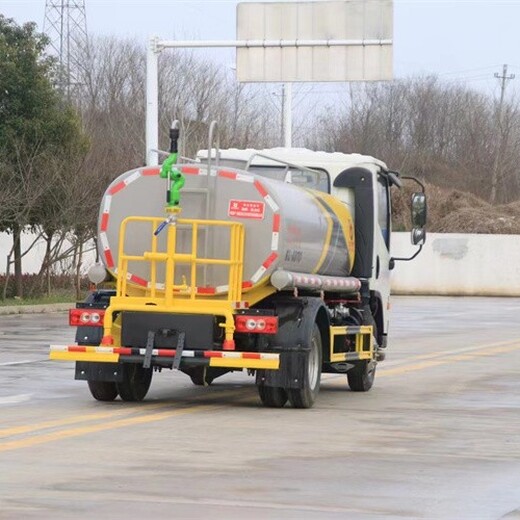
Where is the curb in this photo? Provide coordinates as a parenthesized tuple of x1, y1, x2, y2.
(0, 303, 74, 316)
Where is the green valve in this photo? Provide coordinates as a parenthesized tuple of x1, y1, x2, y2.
(160, 152, 185, 208)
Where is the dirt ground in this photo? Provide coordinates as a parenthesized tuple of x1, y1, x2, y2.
(392, 181, 520, 234)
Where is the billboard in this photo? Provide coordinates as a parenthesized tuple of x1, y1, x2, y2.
(236, 0, 393, 82)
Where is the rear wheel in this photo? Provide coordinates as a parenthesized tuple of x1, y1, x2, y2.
(87, 380, 118, 401)
(116, 364, 153, 402)
(258, 386, 288, 408)
(288, 324, 322, 409)
(189, 367, 214, 386)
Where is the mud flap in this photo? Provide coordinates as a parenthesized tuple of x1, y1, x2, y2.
(75, 361, 124, 382)
(256, 347, 308, 389)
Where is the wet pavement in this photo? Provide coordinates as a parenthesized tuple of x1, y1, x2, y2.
(0, 296, 519, 519)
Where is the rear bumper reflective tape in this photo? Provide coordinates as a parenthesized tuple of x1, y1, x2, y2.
(50, 345, 279, 362)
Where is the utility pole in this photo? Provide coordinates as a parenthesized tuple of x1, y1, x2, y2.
(276, 84, 293, 147)
(282, 83, 292, 148)
(43, 0, 89, 99)
(490, 64, 515, 203)
(280, 84, 285, 145)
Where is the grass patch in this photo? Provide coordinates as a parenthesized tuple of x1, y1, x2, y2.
(0, 291, 84, 307)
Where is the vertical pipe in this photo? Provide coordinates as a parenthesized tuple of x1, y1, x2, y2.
(146, 36, 159, 166)
(283, 82, 292, 148)
(229, 225, 237, 303)
(191, 223, 198, 300)
(165, 222, 176, 307)
(150, 220, 158, 298)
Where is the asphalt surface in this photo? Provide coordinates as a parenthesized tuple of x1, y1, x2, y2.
(0, 296, 519, 519)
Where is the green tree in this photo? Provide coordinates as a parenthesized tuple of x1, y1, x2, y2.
(0, 15, 88, 298)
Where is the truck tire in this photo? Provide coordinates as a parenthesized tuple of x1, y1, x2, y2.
(347, 361, 376, 392)
(87, 380, 118, 401)
(348, 313, 378, 391)
(116, 364, 153, 402)
(287, 324, 322, 409)
(189, 367, 214, 386)
(258, 386, 288, 408)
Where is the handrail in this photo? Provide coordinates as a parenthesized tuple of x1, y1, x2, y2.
(117, 216, 244, 304)
(244, 151, 322, 176)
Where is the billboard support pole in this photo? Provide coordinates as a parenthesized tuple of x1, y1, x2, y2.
(146, 36, 159, 166)
(145, 38, 392, 165)
(283, 83, 292, 148)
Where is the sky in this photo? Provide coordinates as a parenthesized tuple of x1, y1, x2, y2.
(1, 0, 520, 98)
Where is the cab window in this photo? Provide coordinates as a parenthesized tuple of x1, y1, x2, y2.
(377, 176, 390, 249)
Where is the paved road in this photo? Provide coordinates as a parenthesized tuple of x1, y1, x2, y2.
(0, 297, 519, 519)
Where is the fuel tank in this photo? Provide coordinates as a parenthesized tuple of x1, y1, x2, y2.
(98, 164, 355, 291)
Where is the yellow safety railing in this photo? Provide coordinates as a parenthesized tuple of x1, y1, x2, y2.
(116, 216, 244, 304)
(100, 216, 245, 350)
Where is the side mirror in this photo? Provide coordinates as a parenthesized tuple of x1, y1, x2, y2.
(411, 192, 427, 228)
(411, 228, 426, 246)
(390, 174, 427, 265)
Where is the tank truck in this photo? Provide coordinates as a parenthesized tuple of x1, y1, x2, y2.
(50, 123, 427, 408)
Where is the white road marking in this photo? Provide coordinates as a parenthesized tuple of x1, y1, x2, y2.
(0, 394, 32, 405)
(0, 359, 48, 366)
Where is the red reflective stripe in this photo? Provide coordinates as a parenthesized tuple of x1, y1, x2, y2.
(254, 180, 268, 197)
(114, 347, 132, 355)
(109, 182, 126, 195)
(197, 287, 216, 295)
(262, 252, 278, 269)
(204, 351, 223, 358)
(242, 352, 261, 359)
(181, 166, 200, 175)
(272, 213, 281, 232)
(104, 249, 115, 268)
(219, 170, 237, 180)
(100, 213, 109, 231)
(68, 346, 87, 352)
(142, 168, 160, 176)
(242, 281, 253, 289)
(130, 274, 148, 287)
(156, 349, 175, 357)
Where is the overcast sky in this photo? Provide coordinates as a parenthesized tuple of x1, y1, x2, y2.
(1, 0, 519, 99)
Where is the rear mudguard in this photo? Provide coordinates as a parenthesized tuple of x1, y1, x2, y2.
(257, 296, 329, 389)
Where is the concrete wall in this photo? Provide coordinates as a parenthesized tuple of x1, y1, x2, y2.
(2, 231, 519, 296)
(391, 232, 520, 296)
(0, 232, 96, 275)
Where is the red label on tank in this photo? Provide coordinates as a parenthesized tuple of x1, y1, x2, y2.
(228, 200, 265, 220)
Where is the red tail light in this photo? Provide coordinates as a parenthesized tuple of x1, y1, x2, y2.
(69, 309, 105, 327)
(234, 315, 278, 334)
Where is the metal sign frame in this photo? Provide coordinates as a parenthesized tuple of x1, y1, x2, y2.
(145, 1, 393, 165)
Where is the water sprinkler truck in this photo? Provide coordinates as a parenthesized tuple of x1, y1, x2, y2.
(50, 123, 426, 408)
